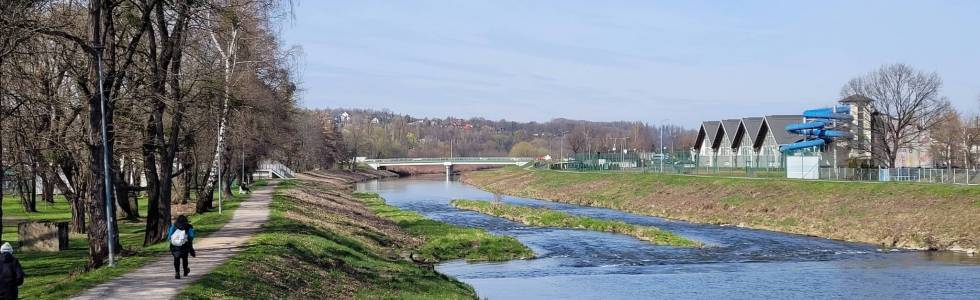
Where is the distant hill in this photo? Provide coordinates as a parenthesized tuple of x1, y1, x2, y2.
(302, 107, 696, 160)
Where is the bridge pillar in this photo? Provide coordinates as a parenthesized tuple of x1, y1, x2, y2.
(443, 162, 453, 181)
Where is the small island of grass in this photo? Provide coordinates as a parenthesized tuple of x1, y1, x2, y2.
(451, 199, 702, 248)
(358, 193, 534, 262)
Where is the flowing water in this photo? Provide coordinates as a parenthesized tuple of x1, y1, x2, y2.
(356, 176, 980, 299)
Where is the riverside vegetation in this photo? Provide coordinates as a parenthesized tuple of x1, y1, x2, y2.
(452, 199, 701, 247)
(7, 188, 251, 299)
(359, 193, 533, 262)
(180, 171, 531, 299)
(462, 167, 980, 252)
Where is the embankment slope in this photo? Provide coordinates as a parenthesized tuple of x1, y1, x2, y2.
(180, 170, 526, 299)
(462, 168, 980, 253)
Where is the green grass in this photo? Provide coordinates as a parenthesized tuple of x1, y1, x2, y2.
(179, 180, 483, 299)
(354, 192, 533, 262)
(5, 182, 260, 300)
(451, 199, 701, 248)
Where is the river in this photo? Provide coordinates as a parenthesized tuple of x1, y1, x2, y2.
(356, 176, 980, 299)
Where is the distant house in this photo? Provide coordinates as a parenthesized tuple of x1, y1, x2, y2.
(735, 117, 764, 168)
(339, 112, 351, 123)
(758, 115, 805, 168)
(694, 121, 720, 167)
(717, 119, 741, 167)
(370, 117, 380, 124)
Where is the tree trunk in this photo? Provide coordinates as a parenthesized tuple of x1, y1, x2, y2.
(69, 193, 87, 234)
(19, 180, 37, 213)
(198, 21, 237, 213)
(53, 162, 87, 234)
(112, 158, 138, 220)
(41, 173, 55, 204)
(181, 154, 193, 204)
(85, 0, 120, 268)
(223, 163, 234, 198)
(0, 54, 4, 242)
(143, 0, 190, 245)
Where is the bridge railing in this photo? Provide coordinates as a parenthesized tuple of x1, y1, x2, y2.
(256, 161, 295, 179)
(364, 157, 535, 164)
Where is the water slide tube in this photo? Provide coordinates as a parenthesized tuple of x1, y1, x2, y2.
(778, 105, 853, 152)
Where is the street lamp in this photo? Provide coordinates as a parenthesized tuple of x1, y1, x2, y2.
(660, 119, 671, 174)
(95, 43, 117, 267)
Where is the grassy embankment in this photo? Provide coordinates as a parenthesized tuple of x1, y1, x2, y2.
(4, 185, 253, 299)
(452, 199, 701, 247)
(463, 167, 980, 252)
(180, 172, 531, 299)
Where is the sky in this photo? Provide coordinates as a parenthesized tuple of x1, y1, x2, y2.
(282, 0, 980, 127)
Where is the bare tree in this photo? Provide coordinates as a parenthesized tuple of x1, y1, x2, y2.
(929, 109, 963, 168)
(841, 63, 951, 168)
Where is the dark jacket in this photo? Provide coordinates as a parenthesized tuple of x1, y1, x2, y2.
(167, 222, 196, 257)
(0, 252, 24, 300)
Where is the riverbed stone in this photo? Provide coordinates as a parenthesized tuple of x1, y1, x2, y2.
(18, 221, 69, 252)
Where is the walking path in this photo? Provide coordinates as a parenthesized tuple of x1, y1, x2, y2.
(72, 182, 276, 300)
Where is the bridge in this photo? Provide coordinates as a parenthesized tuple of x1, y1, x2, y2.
(364, 157, 534, 178)
(253, 160, 295, 179)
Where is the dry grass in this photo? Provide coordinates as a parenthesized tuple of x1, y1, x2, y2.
(463, 168, 980, 252)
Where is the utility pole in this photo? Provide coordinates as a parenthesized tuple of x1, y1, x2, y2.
(95, 43, 116, 267)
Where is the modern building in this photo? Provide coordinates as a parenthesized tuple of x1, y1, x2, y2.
(840, 95, 873, 162)
(717, 119, 741, 167)
(694, 121, 720, 167)
(694, 95, 941, 171)
(694, 96, 890, 170)
(734, 117, 763, 168)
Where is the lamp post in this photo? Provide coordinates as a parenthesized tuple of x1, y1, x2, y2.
(95, 43, 117, 267)
(660, 119, 671, 174)
(559, 131, 567, 169)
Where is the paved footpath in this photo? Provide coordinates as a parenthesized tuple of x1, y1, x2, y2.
(73, 182, 276, 300)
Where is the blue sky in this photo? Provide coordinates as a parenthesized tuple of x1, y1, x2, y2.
(283, 0, 980, 127)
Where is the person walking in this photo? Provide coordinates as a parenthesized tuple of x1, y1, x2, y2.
(0, 242, 25, 300)
(167, 215, 196, 279)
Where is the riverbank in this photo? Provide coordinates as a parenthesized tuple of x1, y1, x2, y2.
(462, 168, 980, 253)
(452, 199, 701, 247)
(180, 170, 529, 299)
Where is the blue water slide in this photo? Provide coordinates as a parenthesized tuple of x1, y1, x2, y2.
(778, 105, 852, 153)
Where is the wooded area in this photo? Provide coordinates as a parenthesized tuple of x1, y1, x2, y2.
(304, 108, 697, 165)
(0, 0, 320, 268)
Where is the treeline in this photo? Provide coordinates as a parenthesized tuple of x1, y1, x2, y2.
(0, 0, 302, 267)
(300, 108, 697, 162)
(841, 64, 979, 168)
(929, 109, 980, 168)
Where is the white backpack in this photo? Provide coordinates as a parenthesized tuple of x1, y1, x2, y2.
(170, 228, 188, 246)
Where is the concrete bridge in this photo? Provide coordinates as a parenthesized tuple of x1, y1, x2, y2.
(364, 157, 534, 178)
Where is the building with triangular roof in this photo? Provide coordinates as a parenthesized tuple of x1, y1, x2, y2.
(717, 119, 742, 167)
(734, 117, 764, 167)
(694, 121, 721, 167)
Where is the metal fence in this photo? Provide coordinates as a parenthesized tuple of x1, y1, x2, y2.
(551, 151, 980, 185)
